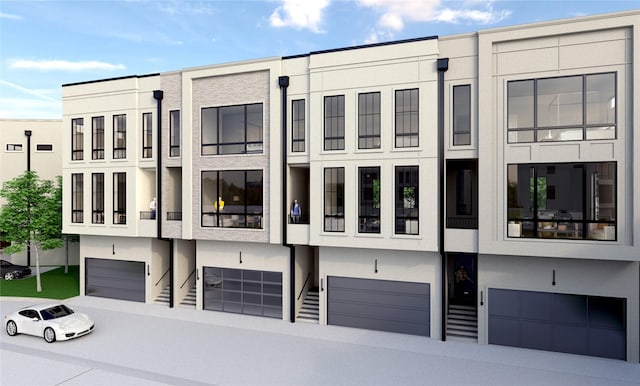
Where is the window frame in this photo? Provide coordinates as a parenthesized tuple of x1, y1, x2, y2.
(358, 166, 381, 233)
(395, 166, 419, 235)
(201, 103, 263, 156)
(323, 95, 345, 151)
(324, 167, 345, 232)
(200, 170, 264, 229)
(92, 116, 104, 160)
(92, 173, 104, 224)
(71, 118, 84, 161)
(452, 84, 471, 146)
(395, 88, 419, 148)
(170, 110, 181, 157)
(358, 92, 381, 149)
(142, 112, 152, 159)
(507, 72, 617, 143)
(113, 114, 126, 159)
(291, 99, 305, 153)
(71, 173, 83, 223)
(113, 172, 126, 224)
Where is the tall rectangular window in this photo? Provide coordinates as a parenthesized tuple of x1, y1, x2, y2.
(358, 92, 381, 149)
(324, 167, 344, 232)
(202, 104, 263, 155)
(113, 172, 126, 224)
(170, 110, 181, 157)
(71, 173, 83, 223)
(507, 73, 616, 143)
(201, 170, 263, 228)
(71, 118, 84, 160)
(359, 167, 380, 233)
(142, 112, 152, 158)
(92, 116, 104, 160)
(395, 89, 419, 148)
(113, 114, 126, 159)
(453, 85, 471, 146)
(507, 162, 616, 240)
(292, 100, 305, 152)
(446, 160, 478, 229)
(92, 173, 104, 224)
(324, 95, 345, 151)
(395, 166, 419, 234)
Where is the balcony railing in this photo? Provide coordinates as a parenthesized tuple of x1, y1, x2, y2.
(140, 211, 156, 220)
(446, 217, 478, 229)
(167, 212, 182, 221)
(288, 214, 309, 224)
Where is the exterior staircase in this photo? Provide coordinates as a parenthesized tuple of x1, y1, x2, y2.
(179, 285, 197, 308)
(154, 285, 170, 305)
(296, 288, 319, 324)
(446, 304, 478, 342)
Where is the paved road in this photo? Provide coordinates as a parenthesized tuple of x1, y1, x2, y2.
(1, 296, 639, 386)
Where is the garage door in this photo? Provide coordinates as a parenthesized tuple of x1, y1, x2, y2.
(489, 289, 625, 360)
(203, 267, 282, 319)
(328, 277, 430, 337)
(85, 258, 145, 302)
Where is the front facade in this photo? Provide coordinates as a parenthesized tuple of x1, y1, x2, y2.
(62, 10, 640, 362)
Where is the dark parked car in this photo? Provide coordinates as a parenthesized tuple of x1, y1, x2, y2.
(1, 259, 31, 280)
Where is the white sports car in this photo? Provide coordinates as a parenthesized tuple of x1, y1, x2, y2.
(4, 303, 94, 343)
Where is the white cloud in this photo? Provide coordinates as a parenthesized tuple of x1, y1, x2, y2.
(0, 80, 60, 103)
(155, 0, 218, 16)
(0, 98, 61, 119)
(357, 0, 511, 32)
(8, 59, 126, 72)
(0, 12, 23, 20)
(270, 0, 330, 33)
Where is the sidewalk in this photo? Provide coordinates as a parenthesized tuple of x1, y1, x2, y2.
(2, 296, 639, 386)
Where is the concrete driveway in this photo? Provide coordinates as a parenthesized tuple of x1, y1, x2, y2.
(1, 296, 639, 386)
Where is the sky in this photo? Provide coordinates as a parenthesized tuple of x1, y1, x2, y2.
(1, 0, 638, 119)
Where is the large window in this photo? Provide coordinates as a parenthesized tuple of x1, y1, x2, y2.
(507, 162, 616, 240)
(446, 160, 478, 229)
(507, 73, 616, 143)
(358, 92, 381, 149)
(170, 110, 181, 157)
(359, 167, 380, 233)
(113, 114, 126, 159)
(324, 167, 344, 232)
(92, 173, 104, 224)
(71, 118, 84, 160)
(201, 170, 263, 228)
(324, 95, 345, 151)
(113, 172, 126, 224)
(395, 166, 419, 235)
(71, 173, 83, 223)
(453, 85, 471, 146)
(202, 104, 263, 155)
(395, 89, 419, 148)
(142, 112, 152, 158)
(292, 99, 305, 152)
(92, 116, 104, 160)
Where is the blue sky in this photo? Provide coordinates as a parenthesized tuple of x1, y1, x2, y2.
(1, 0, 638, 119)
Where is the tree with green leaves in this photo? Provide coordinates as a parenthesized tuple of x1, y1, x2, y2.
(0, 171, 63, 292)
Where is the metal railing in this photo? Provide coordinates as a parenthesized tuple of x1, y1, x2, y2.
(446, 217, 478, 229)
(288, 214, 310, 224)
(155, 268, 170, 287)
(167, 212, 182, 221)
(297, 272, 312, 301)
(180, 269, 196, 289)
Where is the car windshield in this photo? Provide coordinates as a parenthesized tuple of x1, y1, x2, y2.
(40, 305, 74, 320)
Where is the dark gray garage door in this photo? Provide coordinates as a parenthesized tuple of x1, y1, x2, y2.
(489, 289, 625, 360)
(85, 258, 145, 302)
(328, 277, 430, 336)
(203, 267, 282, 319)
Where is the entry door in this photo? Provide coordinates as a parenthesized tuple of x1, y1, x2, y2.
(450, 253, 476, 306)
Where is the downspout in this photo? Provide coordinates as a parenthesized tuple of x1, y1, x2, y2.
(24, 130, 32, 267)
(153, 89, 174, 308)
(437, 58, 449, 341)
(278, 76, 295, 323)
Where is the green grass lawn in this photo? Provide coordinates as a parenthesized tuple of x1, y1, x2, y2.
(0, 266, 80, 299)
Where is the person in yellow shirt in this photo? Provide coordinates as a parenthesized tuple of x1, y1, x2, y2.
(214, 196, 225, 211)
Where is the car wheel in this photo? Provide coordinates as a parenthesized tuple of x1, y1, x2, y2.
(44, 327, 56, 343)
(6, 320, 18, 336)
(4, 272, 14, 280)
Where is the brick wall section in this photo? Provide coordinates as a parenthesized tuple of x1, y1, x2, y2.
(191, 70, 271, 243)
